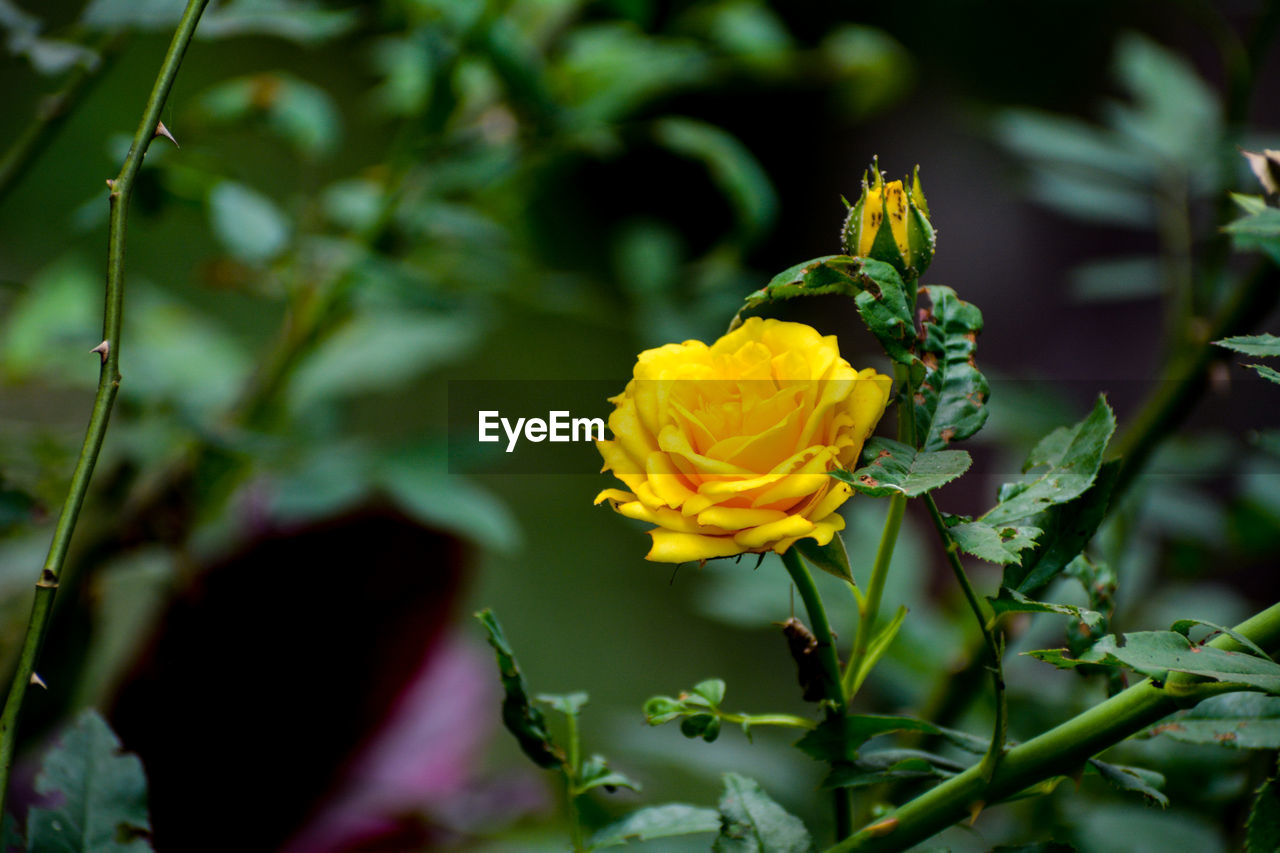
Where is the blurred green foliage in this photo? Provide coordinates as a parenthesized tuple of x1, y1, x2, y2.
(0, 0, 1279, 850)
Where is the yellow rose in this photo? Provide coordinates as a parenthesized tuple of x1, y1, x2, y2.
(595, 317, 892, 563)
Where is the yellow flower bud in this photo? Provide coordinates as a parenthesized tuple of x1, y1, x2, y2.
(841, 159, 935, 281)
(595, 318, 891, 563)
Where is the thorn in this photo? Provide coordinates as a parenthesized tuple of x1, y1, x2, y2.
(105, 178, 116, 191)
(968, 800, 985, 825)
(154, 120, 179, 148)
(30, 672, 46, 689)
(865, 817, 898, 837)
(90, 340, 109, 362)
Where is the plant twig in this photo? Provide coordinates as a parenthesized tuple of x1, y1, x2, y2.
(922, 494, 1006, 781)
(827, 599, 1280, 852)
(1111, 258, 1280, 499)
(780, 546, 850, 838)
(0, 0, 210, 820)
(0, 32, 127, 206)
(843, 493, 905, 700)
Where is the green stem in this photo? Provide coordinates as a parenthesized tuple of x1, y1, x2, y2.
(0, 0, 210, 821)
(718, 711, 817, 730)
(827, 600, 1280, 852)
(780, 547, 850, 839)
(780, 549, 846, 714)
(843, 493, 905, 699)
(922, 494, 1006, 781)
(0, 32, 126, 207)
(1111, 258, 1279, 501)
(565, 710, 585, 853)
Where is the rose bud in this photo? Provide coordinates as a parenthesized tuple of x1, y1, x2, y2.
(840, 159, 935, 282)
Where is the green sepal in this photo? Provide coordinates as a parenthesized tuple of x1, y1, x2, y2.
(476, 609, 565, 770)
(794, 533, 855, 584)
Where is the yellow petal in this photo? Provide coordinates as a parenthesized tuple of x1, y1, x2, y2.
(646, 530, 744, 563)
(695, 505, 788, 531)
(733, 515, 816, 549)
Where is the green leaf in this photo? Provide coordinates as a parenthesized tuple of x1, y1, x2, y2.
(537, 692, 589, 717)
(83, 0, 358, 44)
(681, 714, 721, 743)
(737, 256, 914, 364)
(1170, 619, 1273, 661)
(288, 310, 480, 409)
(1247, 773, 1280, 853)
(1248, 364, 1280, 385)
(692, 679, 726, 707)
(1148, 693, 1280, 749)
(653, 117, 776, 241)
(1069, 257, 1162, 302)
(589, 804, 720, 849)
(1027, 631, 1280, 693)
(988, 587, 1103, 628)
(578, 754, 641, 794)
(27, 710, 152, 853)
(1224, 208, 1280, 264)
(850, 606, 908, 694)
(1089, 758, 1167, 807)
(793, 533, 854, 583)
(714, 773, 813, 853)
(1214, 334, 1280, 358)
(820, 748, 962, 789)
(794, 715, 938, 763)
(1001, 460, 1120, 593)
(833, 438, 971, 498)
(914, 286, 990, 450)
(982, 397, 1116, 526)
(475, 610, 564, 770)
(949, 521, 1042, 565)
(208, 181, 290, 264)
(194, 73, 342, 159)
(991, 844, 1076, 853)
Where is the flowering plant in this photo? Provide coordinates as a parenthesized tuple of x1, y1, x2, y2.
(594, 317, 891, 563)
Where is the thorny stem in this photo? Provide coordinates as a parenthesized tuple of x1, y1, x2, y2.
(0, 32, 127, 206)
(829, 600, 1280, 852)
(0, 0, 210, 820)
(780, 547, 850, 839)
(922, 494, 1006, 781)
(1110, 258, 1280, 500)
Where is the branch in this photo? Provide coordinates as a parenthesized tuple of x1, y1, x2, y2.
(0, 0, 211, 819)
(827, 600, 1280, 852)
(0, 32, 127, 206)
